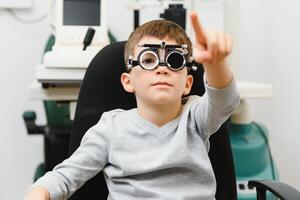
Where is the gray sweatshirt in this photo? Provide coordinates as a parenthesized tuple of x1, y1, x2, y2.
(31, 79, 240, 200)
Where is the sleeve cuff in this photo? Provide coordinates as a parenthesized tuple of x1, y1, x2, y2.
(203, 73, 239, 102)
(29, 173, 67, 200)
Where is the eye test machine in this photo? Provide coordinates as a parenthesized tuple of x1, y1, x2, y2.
(30, 0, 110, 111)
(23, 0, 287, 199)
(37, 0, 109, 86)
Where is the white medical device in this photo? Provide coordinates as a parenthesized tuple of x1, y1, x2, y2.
(55, 0, 108, 48)
(42, 0, 109, 69)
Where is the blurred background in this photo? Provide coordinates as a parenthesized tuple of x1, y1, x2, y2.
(0, 0, 299, 199)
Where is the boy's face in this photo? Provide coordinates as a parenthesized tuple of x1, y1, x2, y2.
(121, 37, 193, 106)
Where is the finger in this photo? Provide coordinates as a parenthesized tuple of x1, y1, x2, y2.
(190, 12, 207, 45)
(218, 32, 227, 60)
(199, 52, 213, 63)
(193, 47, 213, 64)
(226, 33, 233, 55)
(206, 29, 218, 63)
(214, 32, 220, 63)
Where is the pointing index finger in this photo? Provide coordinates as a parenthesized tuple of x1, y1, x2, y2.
(190, 12, 207, 45)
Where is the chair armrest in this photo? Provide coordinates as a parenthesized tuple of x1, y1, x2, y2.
(23, 111, 46, 134)
(248, 180, 300, 200)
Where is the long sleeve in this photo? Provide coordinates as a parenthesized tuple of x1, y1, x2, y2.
(191, 75, 240, 138)
(30, 114, 110, 200)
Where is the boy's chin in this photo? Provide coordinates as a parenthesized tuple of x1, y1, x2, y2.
(148, 95, 181, 105)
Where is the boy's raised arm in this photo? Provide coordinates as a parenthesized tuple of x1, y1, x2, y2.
(190, 12, 233, 89)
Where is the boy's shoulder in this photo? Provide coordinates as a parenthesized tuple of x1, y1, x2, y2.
(182, 95, 202, 106)
(99, 108, 136, 124)
(104, 108, 135, 115)
(104, 108, 127, 115)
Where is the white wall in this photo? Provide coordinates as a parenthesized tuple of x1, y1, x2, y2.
(0, 0, 299, 199)
(0, 1, 50, 199)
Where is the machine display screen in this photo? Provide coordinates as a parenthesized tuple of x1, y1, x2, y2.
(63, 0, 101, 26)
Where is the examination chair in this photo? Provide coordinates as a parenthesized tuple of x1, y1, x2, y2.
(68, 41, 300, 200)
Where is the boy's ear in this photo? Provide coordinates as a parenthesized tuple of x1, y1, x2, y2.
(120, 72, 134, 93)
(183, 74, 193, 95)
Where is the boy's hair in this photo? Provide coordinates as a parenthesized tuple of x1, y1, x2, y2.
(124, 19, 193, 69)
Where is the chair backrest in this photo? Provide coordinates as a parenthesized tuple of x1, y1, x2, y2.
(68, 41, 237, 200)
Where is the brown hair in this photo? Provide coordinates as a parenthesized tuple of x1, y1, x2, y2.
(124, 19, 193, 69)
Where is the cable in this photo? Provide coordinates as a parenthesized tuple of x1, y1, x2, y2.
(5, 0, 49, 24)
(48, 0, 57, 31)
(83, 28, 96, 50)
(5, 8, 47, 24)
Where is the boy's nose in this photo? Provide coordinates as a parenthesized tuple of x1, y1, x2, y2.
(155, 65, 169, 75)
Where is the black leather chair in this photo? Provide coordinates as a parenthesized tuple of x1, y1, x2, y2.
(68, 41, 300, 200)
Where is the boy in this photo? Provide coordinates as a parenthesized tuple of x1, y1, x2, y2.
(25, 12, 240, 200)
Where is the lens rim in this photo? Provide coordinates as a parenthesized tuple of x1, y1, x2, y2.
(165, 50, 186, 71)
(138, 49, 159, 70)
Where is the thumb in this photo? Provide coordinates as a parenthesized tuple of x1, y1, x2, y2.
(194, 50, 213, 64)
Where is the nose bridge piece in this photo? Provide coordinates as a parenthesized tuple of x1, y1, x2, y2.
(158, 47, 166, 62)
(157, 48, 167, 68)
(158, 61, 167, 66)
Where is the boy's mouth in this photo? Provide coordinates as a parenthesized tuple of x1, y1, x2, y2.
(151, 82, 173, 87)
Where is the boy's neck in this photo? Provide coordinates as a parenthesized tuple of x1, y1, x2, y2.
(136, 101, 182, 127)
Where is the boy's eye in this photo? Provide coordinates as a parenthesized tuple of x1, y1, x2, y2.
(142, 58, 155, 64)
(139, 51, 158, 68)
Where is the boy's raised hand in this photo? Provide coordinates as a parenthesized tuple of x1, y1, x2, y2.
(24, 187, 50, 200)
(190, 12, 234, 88)
(190, 12, 233, 66)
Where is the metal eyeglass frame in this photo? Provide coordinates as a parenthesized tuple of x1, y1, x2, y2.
(127, 41, 197, 71)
